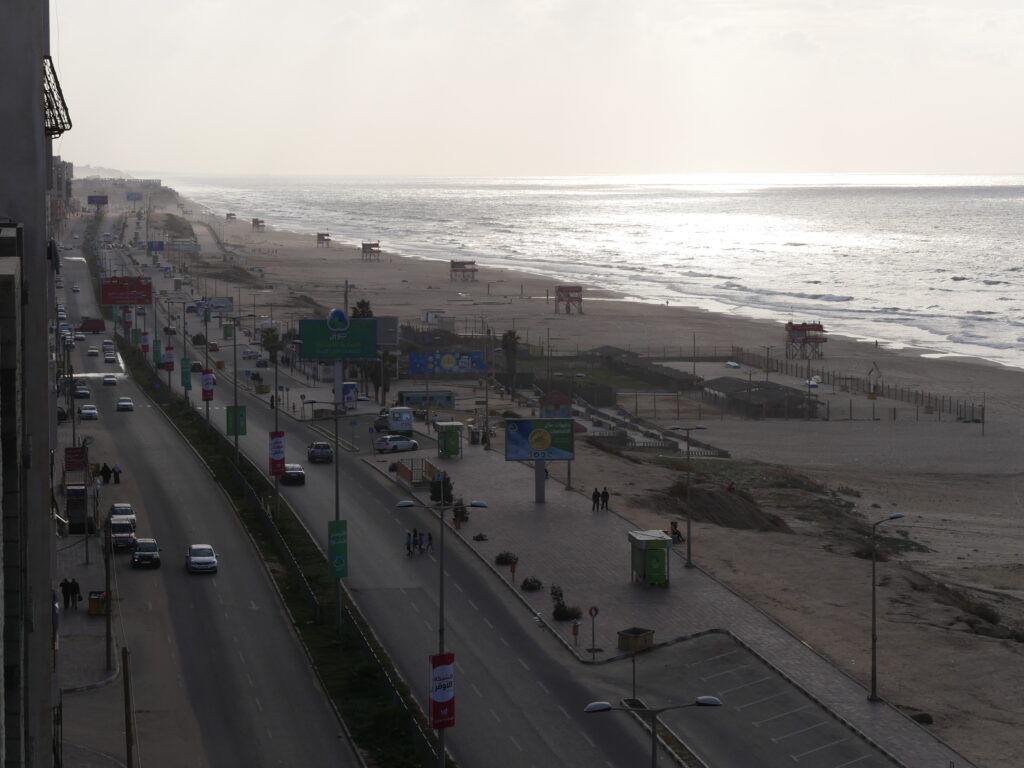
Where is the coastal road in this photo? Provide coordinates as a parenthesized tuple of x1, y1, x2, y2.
(59, 239, 358, 767)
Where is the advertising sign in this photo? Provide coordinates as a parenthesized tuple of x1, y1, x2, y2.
(206, 296, 234, 314)
(328, 520, 348, 579)
(269, 431, 285, 476)
(64, 447, 86, 471)
(504, 418, 575, 461)
(298, 313, 377, 360)
(101, 276, 153, 306)
(180, 359, 191, 389)
(126, 191, 143, 201)
(226, 405, 247, 437)
(86, 195, 108, 206)
(342, 381, 358, 408)
(223, 323, 234, 339)
(202, 370, 215, 401)
(409, 350, 484, 375)
(151, 338, 162, 364)
(146, 241, 165, 252)
(131, 328, 141, 345)
(141, 331, 149, 353)
(429, 653, 456, 729)
(163, 345, 175, 372)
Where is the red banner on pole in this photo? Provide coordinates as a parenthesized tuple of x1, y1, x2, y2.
(202, 370, 215, 402)
(429, 653, 455, 729)
(141, 332, 149, 353)
(163, 345, 175, 372)
(269, 431, 285, 475)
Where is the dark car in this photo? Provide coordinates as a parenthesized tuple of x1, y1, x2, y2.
(131, 538, 161, 568)
(191, 361, 203, 372)
(73, 386, 91, 399)
(255, 358, 269, 368)
(57, 405, 68, 423)
(280, 463, 306, 485)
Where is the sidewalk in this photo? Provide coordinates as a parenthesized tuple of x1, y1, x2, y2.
(371, 438, 976, 768)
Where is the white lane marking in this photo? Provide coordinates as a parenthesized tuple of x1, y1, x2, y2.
(753, 705, 809, 726)
(483, 617, 494, 629)
(558, 705, 570, 720)
(719, 676, 774, 694)
(791, 737, 847, 760)
(146, 601, 153, 612)
(468, 599, 479, 611)
(249, 600, 258, 611)
(255, 698, 263, 712)
(490, 709, 502, 723)
(690, 650, 740, 666)
(508, 736, 523, 752)
(500, 636, 510, 647)
(247, 675, 255, 688)
(771, 720, 828, 743)
(454, 583, 464, 593)
(735, 690, 788, 711)
(833, 755, 874, 767)
(471, 683, 483, 698)
(410, 601, 421, 614)
(238, 650, 245, 664)
(265, 727, 272, 739)
(580, 730, 596, 747)
(537, 681, 550, 695)
(701, 664, 748, 680)
(517, 657, 529, 671)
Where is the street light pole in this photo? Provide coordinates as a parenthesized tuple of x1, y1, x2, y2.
(761, 345, 773, 381)
(682, 427, 697, 568)
(870, 513, 904, 701)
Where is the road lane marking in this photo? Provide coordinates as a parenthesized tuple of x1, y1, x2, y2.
(833, 755, 873, 767)
(508, 736, 523, 752)
(454, 583, 464, 593)
(255, 698, 263, 712)
(791, 737, 847, 760)
(238, 650, 245, 664)
(471, 683, 483, 698)
(537, 681, 550, 694)
(490, 709, 502, 723)
(579, 730, 596, 747)
(719, 676, 774, 694)
(468, 599, 479, 611)
(735, 690, 788, 710)
(691, 650, 740, 666)
(247, 674, 255, 688)
(410, 601, 421, 614)
(249, 600, 258, 611)
(700, 664, 749, 680)
(517, 657, 529, 671)
(500, 636, 510, 647)
(753, 705, 809, 726)
(483, 617, 494, 629)
(771, 720, 827, 743)
(558, 705, 570, 720)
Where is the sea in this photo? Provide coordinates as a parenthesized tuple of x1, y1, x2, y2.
(158, 173, 1024, 371)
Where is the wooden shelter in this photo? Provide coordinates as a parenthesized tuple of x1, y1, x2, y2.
(555, 285, 583, 314)
(450, 260, 478, 281)
(785, 321, 827, 359)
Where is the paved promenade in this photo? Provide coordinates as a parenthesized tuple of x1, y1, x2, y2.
(374, 437, 977, 768)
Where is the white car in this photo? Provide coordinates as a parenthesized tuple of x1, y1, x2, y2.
(186, 544, 218, 573)
(102, 374, 118, 386)
(116, 397, 134, 411)
(79, 404, 99, 420)
(74, 332, 85, 341)
(72, 284, 80, 293)
(375, 434, 419, 453)
(104, 353, 117, 364)
(87, 346, 99, 357)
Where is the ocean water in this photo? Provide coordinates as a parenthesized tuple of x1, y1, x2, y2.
(159, 173, 1024, 370)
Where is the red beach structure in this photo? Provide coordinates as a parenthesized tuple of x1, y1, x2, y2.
(450, 260, 478, 281)
(785, 321, 827, 359)
(555, 285, 583, 314)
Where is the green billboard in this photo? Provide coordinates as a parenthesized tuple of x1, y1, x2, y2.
(181, 359, 191, 389)
(328, 520, 348, 578)
(226, 405, 247, 436)
(298, 317, 377, 360)
(504, 418, 575, 461)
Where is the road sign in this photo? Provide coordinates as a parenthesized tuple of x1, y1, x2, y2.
(589, 606, 599, 617)
(429, 653, 456, 729)
(328, 520, 348, 578)
(297, 317, 377, 360)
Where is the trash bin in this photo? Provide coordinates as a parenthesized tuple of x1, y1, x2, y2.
(88, 590, 108, 616)
(618, 627, 655, 652)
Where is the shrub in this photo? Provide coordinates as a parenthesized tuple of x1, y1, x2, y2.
(553, 603, 582, 621)
(495, 551, 518, 566)
(520, 576, 542, 592)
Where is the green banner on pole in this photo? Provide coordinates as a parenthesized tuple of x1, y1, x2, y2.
(328, 520, 348, 578)
(226, 405, 247, 436)
(131, 328, 141, 345)
(223, 323, 234, 339)
(181, 359, 191, 388)
(203, 308, 211, 324)
(152, 338, 162, 365)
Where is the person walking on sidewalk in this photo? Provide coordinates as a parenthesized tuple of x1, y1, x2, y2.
(426, 532, 434, 553)
(112, 463, 122, 484)
(60, 578, 71, 610)
(412, 528, 420, 554)
(100, 463, 112, 485)
(591, 488, 601, 512)
(418, 531, 425, 554)
(405, 531, 413, 556)
(69, 578, 82, 610)
(600, 487, 610, 511)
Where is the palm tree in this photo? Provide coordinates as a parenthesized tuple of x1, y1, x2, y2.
(501, 329, 520, 399)
(352, 299, 373, 318)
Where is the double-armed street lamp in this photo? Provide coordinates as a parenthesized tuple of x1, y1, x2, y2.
(398, 485, 488, 768)
(584, 696, 722, 768)
(870, 512, 905, 701)
(678, 425, 707, 568)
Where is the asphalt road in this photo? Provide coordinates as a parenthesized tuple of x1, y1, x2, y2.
(61, 218, 357, 767)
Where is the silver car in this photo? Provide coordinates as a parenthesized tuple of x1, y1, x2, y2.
(185, 544, 218, 573)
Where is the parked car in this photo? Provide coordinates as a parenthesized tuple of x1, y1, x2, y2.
(87, 346, 99, 357)
(79, 404, 99, 420)
(242, 349, 260, 360)
(131, 538, 162, 568)
(280, 463, 306, 485)
(56, 405, 67, 423)
(116, 397, 135, 412)
(306, 441, 334, 463)
(102, 374, 117, 386)
(255, 358, 269, 368)
(375, 434, 419, 453)
(186, 544, 218, 573)
(207, 341, 220, 352)
(108, 503, 137, 527)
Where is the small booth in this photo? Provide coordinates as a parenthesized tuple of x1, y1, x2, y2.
(628, 530, 672, 587)
(435, 421, 465, 458)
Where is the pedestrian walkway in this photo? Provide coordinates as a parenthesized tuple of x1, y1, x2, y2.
(372, 441, 976, 768)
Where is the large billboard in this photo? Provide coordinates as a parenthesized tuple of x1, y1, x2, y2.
(146, 240, 165, 252)
(126, 191, 143, 201)
(409, 350, 484, 375)
(205, 296, 234, 314)
(86, 195, 108, 206)
(504, 418, 575, 461)
(298, 314, 377, 360)
(100, 276, 153, 306)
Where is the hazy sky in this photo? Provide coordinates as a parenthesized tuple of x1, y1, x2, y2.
(50, 0, 1024, 176)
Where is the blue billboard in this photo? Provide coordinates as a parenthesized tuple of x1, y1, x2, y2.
(408, 351, 485, 375)
(126, 191, 143, 201)
(147, 241, 165, 252)
(86, 195, 108, 206)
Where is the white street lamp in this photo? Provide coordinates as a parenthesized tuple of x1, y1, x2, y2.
(870, 513, 904, 701)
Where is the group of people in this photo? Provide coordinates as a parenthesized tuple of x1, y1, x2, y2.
(99, 462, 122, 484)
(591, 487, 610, 512)
(58, 577, 82, 610)
(405, 528, 434, 556)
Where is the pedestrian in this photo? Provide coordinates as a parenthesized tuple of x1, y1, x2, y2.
(591, 488, 600, 512)
(112, 463, 122, 484)
(418, 531, 425, 553)
(412, 528, 420, 554)
(405, 531, 413, 556)
(69, 578, 82, 610)
(426, 532, 434, 553)
(600, 487, 610, 511)
(100, 463, 112, 484)
(60, 578, 71, 610)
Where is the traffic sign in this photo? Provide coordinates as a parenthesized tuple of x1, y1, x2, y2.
(588, 606, 599, 617)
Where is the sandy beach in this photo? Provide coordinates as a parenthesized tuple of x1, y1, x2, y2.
(172, 201, 1024, 766)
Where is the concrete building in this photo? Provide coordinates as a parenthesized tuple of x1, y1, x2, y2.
(1, 1, 72, 763)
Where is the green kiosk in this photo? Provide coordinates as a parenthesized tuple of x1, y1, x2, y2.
(628, 530, 672, 587)
(435, 421, 465, 458)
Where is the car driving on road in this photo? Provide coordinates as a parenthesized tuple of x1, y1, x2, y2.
(102, 374, 117, 386)
(186, 544, 218, 573)
(280, 464, 306, 485)
(116, 397, 134, 412)
(306, 441, 334, 463)
(131, 538, 161, 568)
(374, 434, 419, 453)
(79, 404, 99, 420)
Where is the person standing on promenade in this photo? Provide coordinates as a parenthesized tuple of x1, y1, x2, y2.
(426, 532, 434, 553)
(112, 463, 122, 484)
(412, 528, 419, 554)
(591, 488, 600, 512)
(418, 531, 425, 554)
(600, 487, 610, 511)
(405, 531, 413, 556)
(69, 578, 82, 609)
(100, 463, 112, 484)
(60, 578, 71, 610)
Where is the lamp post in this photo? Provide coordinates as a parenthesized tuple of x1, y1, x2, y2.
(398, 489, 488, 768)
(584, 696, 722, 768)
(679, 425, 707, 568)
(870, 513, 904, 701)
(760, 345, 773, 381)
(305, 395, 345, 633)
(228, 313, 256, 464)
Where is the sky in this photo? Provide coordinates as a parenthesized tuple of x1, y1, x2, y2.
(50, 0, 1024, 177)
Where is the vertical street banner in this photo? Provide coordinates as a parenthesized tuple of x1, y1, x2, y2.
(151, 338, 161, 365)
(429, 653, 456, 729)
(269, 431, 285, 475)
(202, 370, 215, 401)
(131, 328, 141, 345)
(226, 405, 247, 436)
(328, 520, 348, 579)
(163, 345, 175, 372)
(181, 359, 191, 389)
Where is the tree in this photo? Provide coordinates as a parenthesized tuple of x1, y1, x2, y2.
(501, 329, 520, 398)
(430, 472, 454, 506)
(351, 299, 375, 395)
(260, 327, 281, 364)
(352, 299, 373, 318)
